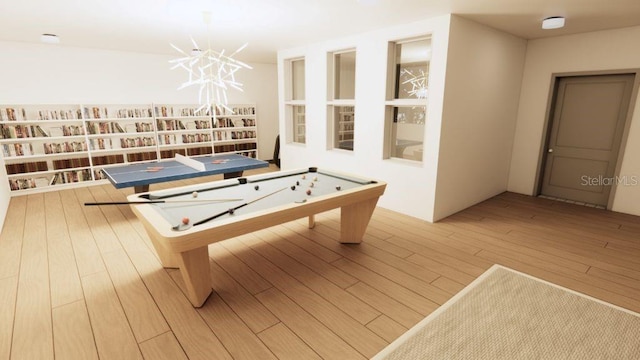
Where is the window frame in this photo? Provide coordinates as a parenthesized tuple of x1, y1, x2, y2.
(284, 57, 306, 144)
(383, 36, 431, 162)
(327, 48, 357, 151)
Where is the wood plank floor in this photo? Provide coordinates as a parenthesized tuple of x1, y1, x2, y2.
(1, 165, 639, 359)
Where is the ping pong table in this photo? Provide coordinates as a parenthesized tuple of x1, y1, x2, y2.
(102, 154, 269, 193)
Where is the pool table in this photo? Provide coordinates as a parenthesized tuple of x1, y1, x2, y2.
(128, 167, 386, 307)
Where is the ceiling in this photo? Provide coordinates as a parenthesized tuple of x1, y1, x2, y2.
(2, 0, 640, 63)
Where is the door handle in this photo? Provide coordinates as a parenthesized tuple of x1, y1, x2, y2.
(548, 149, 554, 153)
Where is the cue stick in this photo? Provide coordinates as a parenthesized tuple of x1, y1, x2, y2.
(192, 186, 288, 226)
(84, 198, 242, 206)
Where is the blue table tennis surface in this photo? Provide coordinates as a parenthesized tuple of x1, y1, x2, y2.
(103, 154, 269, 189)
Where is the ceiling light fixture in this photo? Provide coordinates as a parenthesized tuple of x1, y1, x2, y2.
(542, 16, 565, 30)
(169, 11, 251, 115)
(40, 33, 60, 44)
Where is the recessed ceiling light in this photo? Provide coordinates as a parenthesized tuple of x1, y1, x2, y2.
(41, 33, 60, 44)
(542, 17, 565, 30)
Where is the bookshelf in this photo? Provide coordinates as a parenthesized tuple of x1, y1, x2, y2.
(0, 103, 259, 194)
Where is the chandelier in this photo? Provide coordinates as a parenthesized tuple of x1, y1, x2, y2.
(169, 12, 252, 115)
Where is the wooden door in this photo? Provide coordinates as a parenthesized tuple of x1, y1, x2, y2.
(540, 74, 634, 206)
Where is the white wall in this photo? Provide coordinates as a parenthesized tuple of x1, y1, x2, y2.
(278, 15, 452, 221)
(433, 16, 527, 220)
(508, 26, 640, 216)
(0, 41, 277, 230)
(278, 14, 530, 222)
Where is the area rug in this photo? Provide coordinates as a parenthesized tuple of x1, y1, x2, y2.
(372, 265, 640, 359)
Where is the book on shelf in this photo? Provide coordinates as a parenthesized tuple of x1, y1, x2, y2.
(89, 138, 113, 150)
(214, 144, 236, 153)
(194, 120, 210, 129)
(119, 137, 155, 148)
(2, 143, 34, 157)
(231, 106, 256, 116)
(92, 107, 102, 119)
(5, 161, 48, 174)
(37, 109, 79, 120)
(91, 154, 124, 166)
(62, 125, 84, 136)
(157, 119, 185, 131)
(49, 169, 93, 185)
(93, 169, 105, 180)
(35, 125, 49, 137)
(181, 133, 211, 144)
(9, 178, 37, 190)
(160, 149, 186, 159)
(216, 118, 230, 128)
(94, 122, 110, 134)
(43, 141, 87, 154)
(52, 157, 90, 170)
(127, 151, 157, 162)
(230, 130, 256, 140)
(160, 134, 177, 145)
(49, 173, 59, 186)
(187, 146, 213, 156)
(135, 122, 153, 132)
(116, 108, 152, 118)
(1, 107, 27, 121)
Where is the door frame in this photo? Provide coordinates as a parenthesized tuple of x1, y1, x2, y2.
(534, 69, 640, 209)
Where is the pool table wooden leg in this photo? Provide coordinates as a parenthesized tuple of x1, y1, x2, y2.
(177, 246, 213, 308)
(308, 215, 315, 229)
(340, 198, 379, 243)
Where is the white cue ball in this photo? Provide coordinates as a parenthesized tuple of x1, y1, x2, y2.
(192, 191, 198, 198)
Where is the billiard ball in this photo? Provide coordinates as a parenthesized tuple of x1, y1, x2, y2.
(192, 191, 198, 198)
(306, 189, 312, 195)
(313, 177, 318, 181)
(302, 175, 306, 179)
(254, 185, 259, 190)
(182, 217, 190, 225)
(291, 185, 296, 190)
(228, 208, 235, 215)
(336, 185, 341, 191)
(296, 181, 300, 186)
(309, 182, 314, 188)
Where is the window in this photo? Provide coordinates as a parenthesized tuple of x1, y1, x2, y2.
(327, 50, 356, 151)
(284, 58, 306, 144)
(384, 37, 430, 161)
